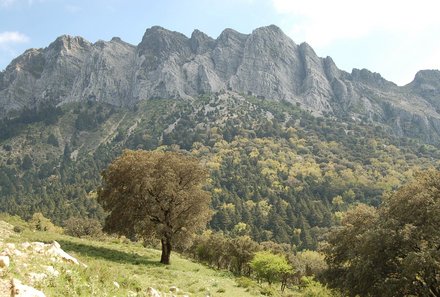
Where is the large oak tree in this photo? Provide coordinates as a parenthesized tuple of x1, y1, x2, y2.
(324, 169, 440, 296)
(98, 150, 211, 264)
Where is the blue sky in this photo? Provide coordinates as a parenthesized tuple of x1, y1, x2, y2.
(1, 0, 439, 86)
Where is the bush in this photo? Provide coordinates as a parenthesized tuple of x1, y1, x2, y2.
(13, 225, 23, 233)
(301, 277, 338, 297)
(28, 212, 61, 233)
(64, 217, 103, 238)
(236, 276, 255, 288)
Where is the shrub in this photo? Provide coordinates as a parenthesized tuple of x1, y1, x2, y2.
(28, 212, 61, 233)
(13, 225, 23, 233)
(236, 276, 255, 288)
(64, 217, 103, 238)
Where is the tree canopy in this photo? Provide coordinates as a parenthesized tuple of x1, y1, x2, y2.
(324, 169, 440, 296)
(97, 149, 211, 264)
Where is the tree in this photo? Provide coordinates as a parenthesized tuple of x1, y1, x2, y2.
(250, 251, 293, 289)
(324, 169, 440, 297)
(97, 150, 211, 264)
(21, 154, 33, 170)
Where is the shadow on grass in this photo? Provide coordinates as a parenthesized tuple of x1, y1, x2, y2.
(57, 240, 162, 267)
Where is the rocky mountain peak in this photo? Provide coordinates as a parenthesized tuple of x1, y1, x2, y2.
(251, 24, 285, 37)
(216, 28, 248, 46)
(138, 26, 190, 52)
(190, 29, 215, 54)
(351, 68, 396, 89)
(48, 35, 91, 52)
(411, 69, 440, 89)
(1, 25, 440, 142)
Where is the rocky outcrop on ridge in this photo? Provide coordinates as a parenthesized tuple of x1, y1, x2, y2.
(1, 25, 440, 141)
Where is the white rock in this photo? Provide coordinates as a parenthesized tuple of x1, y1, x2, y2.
(169, 286, 179, 293)
(146, 287, 161, 297)
(21, 242, 31, 249)
(11, 278, 46, 297)
(46, 245, 79, 265)
(113, 281, 120, 289)
(6, 243, 16, 250)
(12, 249, 24, 257)
(51, 241, 61, 249)
(44, 266, 59, 276)
(0, 255, 10, 268)
(31, 242, 45, 254)
(27, 272, 48, 283)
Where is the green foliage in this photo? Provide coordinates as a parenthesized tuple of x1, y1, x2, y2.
(250, 251, 292, 285)
(28, 212, 61, 233)
(98, 150, 212, 264)
(47, 133, 59, 147)
(1, 95, 440, 251)
(300, 277, 337, 297)
(289, 250, 327, 281)
(324, 169, 440, 297)
(64, 217, 103, 238)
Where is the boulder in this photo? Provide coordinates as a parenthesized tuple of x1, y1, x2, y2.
(11, 278, 46, 297)
(146, 287, 161, 297)
(45, 242, 79, 265)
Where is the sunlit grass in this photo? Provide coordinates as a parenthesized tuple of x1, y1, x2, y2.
(1, 223, 270, 296)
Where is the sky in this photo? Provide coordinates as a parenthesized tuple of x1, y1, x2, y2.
(1, 0, 439, 86)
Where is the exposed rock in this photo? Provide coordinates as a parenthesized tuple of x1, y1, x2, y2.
(27, 272, 47, 283)
(21, 242, 31, 250)
(30, 242, 45, 254)
(146, 287, 161, 297)
(11, 278, 46, 297)
(43, 265, 59, 276)
(1, 25, 440, 141)
(169, 285, 179, 293)
(0, 255, 10, 268)
(45, 241, 79, 265)
(113, 281, 120, 289)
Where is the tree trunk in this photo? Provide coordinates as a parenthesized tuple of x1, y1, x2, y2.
(160, 237, 172, 264)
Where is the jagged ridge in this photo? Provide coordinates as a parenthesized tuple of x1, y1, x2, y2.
(1, 25, 440, 142)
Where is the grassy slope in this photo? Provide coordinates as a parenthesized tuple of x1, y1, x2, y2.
(0, 218, 279, 297)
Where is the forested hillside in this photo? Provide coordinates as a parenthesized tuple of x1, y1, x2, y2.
(1, 92, 439, 249)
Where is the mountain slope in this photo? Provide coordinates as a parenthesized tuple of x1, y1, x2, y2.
(1, 93, 439, 249)
(1, 26, 440, 142)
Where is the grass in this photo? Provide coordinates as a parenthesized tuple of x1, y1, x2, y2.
(0, 215, 335, 296)
(0, 219, 271, 297)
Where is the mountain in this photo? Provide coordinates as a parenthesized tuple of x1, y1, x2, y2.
(1, 25, 440, 143)
(1, 26, 440, 250)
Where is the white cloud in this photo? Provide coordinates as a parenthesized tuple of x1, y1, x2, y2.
(0, 31, 30, 44)
(272, 0, 440, 47)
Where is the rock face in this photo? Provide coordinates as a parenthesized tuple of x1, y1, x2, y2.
(1, 25, 440, 141)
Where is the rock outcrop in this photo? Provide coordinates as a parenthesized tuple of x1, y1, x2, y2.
(1, 25, 440, 141)
(0, 238, 81, 297)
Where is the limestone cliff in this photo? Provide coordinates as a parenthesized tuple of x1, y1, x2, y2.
(1, 25, 440, 142)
